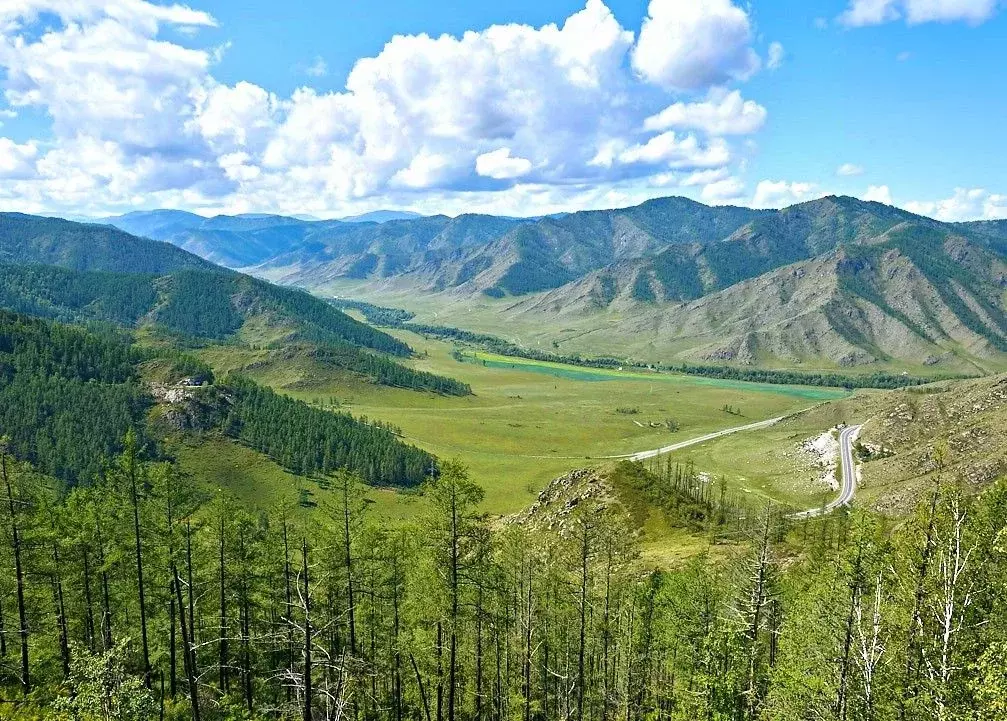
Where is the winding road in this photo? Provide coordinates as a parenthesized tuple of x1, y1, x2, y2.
(791, 424, 862, 519)
(612, 415, 863, 517)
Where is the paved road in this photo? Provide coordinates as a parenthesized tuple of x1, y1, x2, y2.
(791, 424, 862, 519)
(603, 415, 789, 461)
(605, 414, 863, 518)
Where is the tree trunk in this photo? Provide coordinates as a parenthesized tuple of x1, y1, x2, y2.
(52, 542, 71, 678)
(0, 596, 6, 658)
(283, 517, 294, 703)
(218, 515, 229, 693)
(173, 564, 202, 721)
(302, 538, 313, 721)
(3, 452, 30, 695)
(475, 582, 484, 721)
(448, 486, 460, 721)
(127, 438, 152, 689)
(186, 520, 197, 652)
(91, 512, 114, 652)
(836, 544, 864, 721)
(578, 521, 590, 721)
(240, 529, 253, 713)
(523, 559, 533, 721)
(902, 474, 940, 720)
(82, 546, 96, 653)
(342, 474, 357, 656)
(170, 578, 178, 699)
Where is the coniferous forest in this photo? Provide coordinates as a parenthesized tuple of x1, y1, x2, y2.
(2, 438, 1007, 721)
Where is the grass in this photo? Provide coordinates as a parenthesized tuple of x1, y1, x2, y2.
(195, 329, 852, 518)
(169, 433, 426, 524)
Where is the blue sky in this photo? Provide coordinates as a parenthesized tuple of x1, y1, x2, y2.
(0, 0, 1004, 220)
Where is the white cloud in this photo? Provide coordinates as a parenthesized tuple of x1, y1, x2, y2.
(475, 148, 533, 180)
(904, 187, 1007, 221)
(631, 0, 760, 91)
(192, 81, 280, 153)
(0, 1, 216, 32)
(0, 0, 773, 216)
(863, 184, 893, 204)
(680, 168, 729, 187)
(643, 89, 767, 136)
(618, 132, 730, 169)
(701, 177, 745, 203)
(767, 42, 785, 70)
(0, 137, 37, 178)
(840, 0, 999, 26)
(837, 163, 865, 176)
(390, 151, 457, 190)
(752, 180, 823, 208)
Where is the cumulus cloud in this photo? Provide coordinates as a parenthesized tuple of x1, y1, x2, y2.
(752, 180, 823, 208)
(643, 90, 767, 136)
(632, 0, 761, 91)
(475, 148, 533, 180)
(701, 177, 746, 203)
(863, 184, 893, 204)
(618, 132, 730, 169)
(0, 0, 777, 215)
(837, 163, 865, 176)
(904, 188, 1007, 221)
(0, 0, 216, 31)
(839, 0, 999, 26)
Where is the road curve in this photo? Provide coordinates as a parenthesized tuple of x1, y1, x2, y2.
(791, 424, 862, 519)
(603, 413, 863, 519)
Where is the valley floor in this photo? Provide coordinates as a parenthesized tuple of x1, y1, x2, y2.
(196, 328, 856, 521)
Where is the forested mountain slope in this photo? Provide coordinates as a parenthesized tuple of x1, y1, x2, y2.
(0, 309, 437, 487)
(0, 213, 215, 273)
(6, 372, 1007, 721)
(0, 213, 470, 394)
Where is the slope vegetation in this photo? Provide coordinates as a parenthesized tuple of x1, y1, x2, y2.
(0, 213, 470, 395)
(97, 197, 1007, 372)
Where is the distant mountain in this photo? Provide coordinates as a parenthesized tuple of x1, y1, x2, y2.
(339, 210, 425, 223)
(253, 196, 1005, 371)
(0, 212, 475, 394)
(97, 208, 426, 268)
(88, 197, 1007, 371)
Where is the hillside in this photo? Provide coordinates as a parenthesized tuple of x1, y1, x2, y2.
(0, 212, 215, 273)
(0, 214, 471, 395)
(853, 373, 1007, 513)
(276, 198, 1007, 373)
(507, 224, 1006, 372)
(751, 372, 1007, 514)
(95, 198, 1007, 372)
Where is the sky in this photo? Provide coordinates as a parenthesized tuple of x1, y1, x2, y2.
(0, 0, 1004, 220)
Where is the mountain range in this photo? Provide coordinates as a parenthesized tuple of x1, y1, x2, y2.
(96, 196, 1007, 373)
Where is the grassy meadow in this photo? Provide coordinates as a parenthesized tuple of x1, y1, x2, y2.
(193, 328, 852, 521)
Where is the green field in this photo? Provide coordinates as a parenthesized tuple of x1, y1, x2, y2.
(196, 329, 852, 518)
